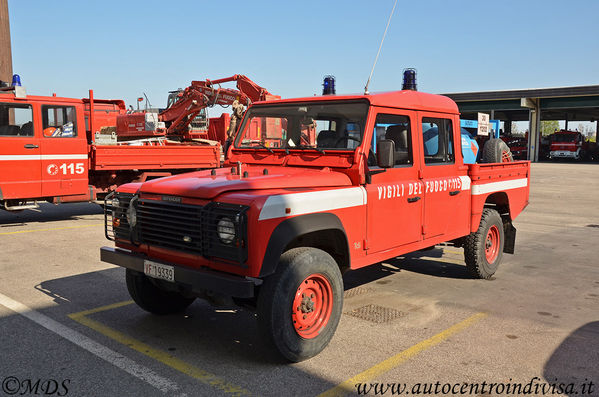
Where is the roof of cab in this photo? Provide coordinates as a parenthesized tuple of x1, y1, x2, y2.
(253, 90, 460, 114)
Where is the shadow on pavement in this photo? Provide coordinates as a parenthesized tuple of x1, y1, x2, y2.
(0, 203, 103, 226)
(543, 321, 599, 396)
(32, 268, 341, 396)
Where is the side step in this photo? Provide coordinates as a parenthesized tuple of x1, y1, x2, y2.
(4, 201, 40, 211)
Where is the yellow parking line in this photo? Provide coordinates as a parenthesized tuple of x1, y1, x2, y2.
(0, 224, 102, 235)
(319, 312, 488, 397)
(442, 248, 464, 255)
(71, 300, 134, 317)
(69, 302, 253, 397)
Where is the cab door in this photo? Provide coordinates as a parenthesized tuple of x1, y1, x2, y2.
(418, 113, 470, 239)
(365, 110, 423, 253)
(0, 101, 41, 200)
(39, 104, 89, 197)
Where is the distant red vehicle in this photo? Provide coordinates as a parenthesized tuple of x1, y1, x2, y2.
(501, 136, 528, 160)
(549, 130, 589, 161)
(101, 86, 531, 361)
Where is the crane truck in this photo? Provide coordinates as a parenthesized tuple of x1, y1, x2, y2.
(0, 74, 275, 211)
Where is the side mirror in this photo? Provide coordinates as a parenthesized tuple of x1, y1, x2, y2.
(377, 139, 395, 168)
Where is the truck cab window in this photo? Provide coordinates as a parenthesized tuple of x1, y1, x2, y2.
(0, 103, 33, 137)
(422, 117, 454, 164)
(369, 114, 412, 168)
(42, 105, 77, 138)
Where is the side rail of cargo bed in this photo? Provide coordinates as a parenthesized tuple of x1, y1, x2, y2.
(467, 160, 530, 233)
(90, 144, 220, 171)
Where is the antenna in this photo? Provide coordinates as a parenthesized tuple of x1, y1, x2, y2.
(364, 0, 398, 95)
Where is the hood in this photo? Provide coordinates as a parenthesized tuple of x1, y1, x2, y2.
(139, 166, 352, 199)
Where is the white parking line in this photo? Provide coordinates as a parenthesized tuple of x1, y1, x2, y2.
(0, 292, 181, 395)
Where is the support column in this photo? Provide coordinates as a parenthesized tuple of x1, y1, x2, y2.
(505, 119, 512, 135)
(0, 0, 12, 84)
(521, 97, 540, 162)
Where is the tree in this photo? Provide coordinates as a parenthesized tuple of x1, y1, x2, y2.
(511, 122, 520, 135)
(541, 120, 559, 136)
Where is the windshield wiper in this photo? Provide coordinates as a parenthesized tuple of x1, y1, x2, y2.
(252, 143, 274, 154)
(295, 145, 326, 154)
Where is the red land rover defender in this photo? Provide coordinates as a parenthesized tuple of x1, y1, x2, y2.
(101, 89, 530, 361)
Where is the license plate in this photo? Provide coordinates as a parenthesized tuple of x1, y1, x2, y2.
(143, 260, 174, 282)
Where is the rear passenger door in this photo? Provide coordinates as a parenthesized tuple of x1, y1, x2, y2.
(0, 102, 41, 200)
(365, 110, 423, 253)
(418, 113, 469, 239)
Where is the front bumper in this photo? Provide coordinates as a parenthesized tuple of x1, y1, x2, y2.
(100, 246, 256, 298)
(550, 150, 577, 158)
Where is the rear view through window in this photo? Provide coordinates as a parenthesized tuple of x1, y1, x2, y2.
(422, 117, 454, 164)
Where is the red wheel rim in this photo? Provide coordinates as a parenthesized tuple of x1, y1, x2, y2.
(485, 225, 500, 263)
(501, 150, 512, 163)
(292, 274, 333, 339)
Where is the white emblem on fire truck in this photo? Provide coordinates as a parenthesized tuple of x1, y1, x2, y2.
(47, 164, 59, 176)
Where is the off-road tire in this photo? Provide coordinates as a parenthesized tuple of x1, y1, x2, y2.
(126, 269, 195, 315)
(483, 138, 513, 163)
(257, 247, 343, 362)
(464, 209, 504, 279)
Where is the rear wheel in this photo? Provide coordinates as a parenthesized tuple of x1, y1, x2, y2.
(126, 269, 195, 314)
(483, 139, 513, 163)
(464, 209, 505, 279)
(257, 247, 343, 362)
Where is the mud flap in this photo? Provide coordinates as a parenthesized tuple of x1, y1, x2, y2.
(503, 222, 516, 254)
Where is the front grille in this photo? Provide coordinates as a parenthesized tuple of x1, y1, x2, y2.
(137, 199, 203, 254)
(106, 193, 249, 266)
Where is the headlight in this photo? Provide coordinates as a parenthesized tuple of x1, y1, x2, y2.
(126, 201, 137, 227)
(217, 217, 235, 244)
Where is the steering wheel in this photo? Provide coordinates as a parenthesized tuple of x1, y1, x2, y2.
(333, 135, 361, 148)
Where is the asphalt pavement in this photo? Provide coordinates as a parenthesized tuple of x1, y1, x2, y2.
(0, 162, 597, 397)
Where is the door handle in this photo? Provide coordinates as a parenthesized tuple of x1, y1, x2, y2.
(407, 196, 421, 203)
(449, 190, 460, 196)
(24, 144, 39, 149)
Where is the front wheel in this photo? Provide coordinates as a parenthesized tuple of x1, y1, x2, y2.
(257, 247, 343, 362)
(464, 209, 505, 279)
(126, 269, 195, 315)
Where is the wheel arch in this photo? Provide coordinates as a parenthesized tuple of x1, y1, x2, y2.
(481, 192, 516, 254)
(259, 213, 350, 277)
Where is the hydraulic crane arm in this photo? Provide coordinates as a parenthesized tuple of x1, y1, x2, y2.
(160, 75, 273, 136)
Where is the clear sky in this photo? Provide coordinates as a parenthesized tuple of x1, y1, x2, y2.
(7, 0, 599, 110)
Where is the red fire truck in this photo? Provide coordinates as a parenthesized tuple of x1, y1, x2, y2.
(549, 129, 590, 161)
(0, 75, 274, 211)
(101, 83, 530, 361)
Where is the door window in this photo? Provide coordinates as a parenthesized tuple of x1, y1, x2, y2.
(0, 103, 34, 136)
(42, 105, 77, 138)
(422, 118, 454, 164)
(370, 114, 412, 167)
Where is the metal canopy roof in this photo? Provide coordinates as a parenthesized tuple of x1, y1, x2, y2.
(443, 85, 599, 122)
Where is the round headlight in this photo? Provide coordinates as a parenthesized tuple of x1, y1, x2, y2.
(126, 203, 137, 227)
(217, 217, 235, 244)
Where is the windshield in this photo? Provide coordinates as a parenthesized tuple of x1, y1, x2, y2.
(234, 101, 369, 151)
(552, 134, 576, 143)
